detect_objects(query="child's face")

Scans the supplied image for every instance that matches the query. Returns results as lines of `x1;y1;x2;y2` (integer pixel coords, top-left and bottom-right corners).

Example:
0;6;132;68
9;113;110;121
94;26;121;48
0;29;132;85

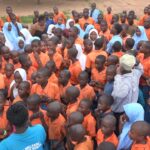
14;71;23;87
84;41;93;52
129;126;138;141
32;42;40;53
59;72;68;84
5;66;14;78
90;31;97;41
58;18;63;24
36;72;47;86
25;45;32;54
136;28;141;37
11;53;19;64
95;59;104;70
47;41;56;50
18;84;29;98
101;119;114;136
3;48;10;60
69;21;74;28
107;7;111;13
78;102;89;116
24;56;32;69
100;23;107;32
27;101;39;112
66;41;73;49
31;73;37;84
18;40;24;49
106;69;116;82
98;15;103;23
98;99;109;112
41;42;47;53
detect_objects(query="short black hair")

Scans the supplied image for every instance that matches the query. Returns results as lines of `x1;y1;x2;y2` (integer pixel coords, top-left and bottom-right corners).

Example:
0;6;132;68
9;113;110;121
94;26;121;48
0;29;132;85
99;94;114;106
94;37;104;50
19;53;28;64
96;55;106;64
112;41;122;52
38;15;45;22
50;36;59;45
7;103;28;128
125;38;135;49
114;23;122;34
32;39;41;45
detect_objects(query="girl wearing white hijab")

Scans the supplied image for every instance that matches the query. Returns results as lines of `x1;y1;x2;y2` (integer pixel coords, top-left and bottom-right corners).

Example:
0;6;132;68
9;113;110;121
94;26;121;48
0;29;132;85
47;24;55;38
10;68;27;99
20;28;33;45
16;36;25;52
89;28;99;44
66;19;75;29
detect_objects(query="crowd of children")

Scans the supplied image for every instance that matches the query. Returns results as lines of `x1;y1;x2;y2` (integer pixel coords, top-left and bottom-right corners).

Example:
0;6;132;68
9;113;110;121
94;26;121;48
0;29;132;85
0;2;150;150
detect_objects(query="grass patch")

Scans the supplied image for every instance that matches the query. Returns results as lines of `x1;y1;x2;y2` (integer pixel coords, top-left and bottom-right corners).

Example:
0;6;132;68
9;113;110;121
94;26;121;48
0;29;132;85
20;16;34;24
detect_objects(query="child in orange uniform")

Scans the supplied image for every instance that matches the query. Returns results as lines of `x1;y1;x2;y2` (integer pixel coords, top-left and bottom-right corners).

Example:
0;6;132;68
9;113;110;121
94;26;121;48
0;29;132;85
69;124;94;150
4;63;14;89
31;67;60;101
77;71;95;102
46;101;66;149
129;121;150;150
58;69;71;103
78;99;96;138
91;55;107;86
68;47;82;85
19;54;37;81
27;94;47;127
112;41;124;58
65;86;80;117
11;51;21;70
96;115;118;147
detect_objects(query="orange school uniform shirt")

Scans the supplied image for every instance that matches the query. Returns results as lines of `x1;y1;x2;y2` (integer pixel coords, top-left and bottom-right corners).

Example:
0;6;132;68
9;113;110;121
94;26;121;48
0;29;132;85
54;12;66;24
59;82;71;98
112;51;124;58
79;17;95;29
12;95;23;104
137;53;150;85
0;106;9;139
4;74;14;89
46;114;66;140
66;101;79;117
28;109;47;126
49;52;63;70
74;136;93;150
69;61;82;85
99;29;112;41
27;66;37;81
29;52;49;69
31;81;60;100
76;84;95;101
131;137;150;150
6;16;21;22
138;15;149;26
0;74;5;89
13;63;21;70
91;67;107;85
86;50;108;70
83;113;96;137
48;73;58;85
96;129;118;146
145;28;150;41
104;14;113;27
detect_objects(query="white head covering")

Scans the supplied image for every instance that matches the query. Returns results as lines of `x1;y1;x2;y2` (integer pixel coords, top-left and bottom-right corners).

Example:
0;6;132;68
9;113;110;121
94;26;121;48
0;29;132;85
120;54;136;71
66;19;74;29
20;28;33;45
47;24;55;38
10;68;27;98
75;44;86;71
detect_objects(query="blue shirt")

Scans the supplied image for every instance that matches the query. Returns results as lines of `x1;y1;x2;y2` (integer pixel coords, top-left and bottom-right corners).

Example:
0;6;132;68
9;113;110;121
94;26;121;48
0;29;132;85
0;125;46;150
46;19;55;31
55;24;65;30
106;35;122;54
104;81;114;95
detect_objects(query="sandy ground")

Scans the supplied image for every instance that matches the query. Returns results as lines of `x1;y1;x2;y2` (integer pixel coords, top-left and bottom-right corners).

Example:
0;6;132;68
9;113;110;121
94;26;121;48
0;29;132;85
0;0;149;17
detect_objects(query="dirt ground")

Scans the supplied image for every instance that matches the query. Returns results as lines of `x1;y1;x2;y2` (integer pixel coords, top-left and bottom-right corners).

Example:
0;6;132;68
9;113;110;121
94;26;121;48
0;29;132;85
0;0;149;17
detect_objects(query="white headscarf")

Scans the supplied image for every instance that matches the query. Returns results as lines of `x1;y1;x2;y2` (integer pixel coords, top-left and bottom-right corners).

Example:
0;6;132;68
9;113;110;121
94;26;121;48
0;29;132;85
75;44;86;71
10;68;27;98
47;24;55;38
20;28;33;45
89;29;99;42
66;19;74;29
